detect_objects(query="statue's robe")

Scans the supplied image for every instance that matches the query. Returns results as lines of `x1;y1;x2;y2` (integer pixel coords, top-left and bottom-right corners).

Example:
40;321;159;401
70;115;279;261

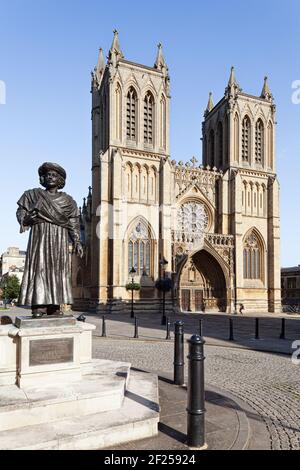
17;188;80;306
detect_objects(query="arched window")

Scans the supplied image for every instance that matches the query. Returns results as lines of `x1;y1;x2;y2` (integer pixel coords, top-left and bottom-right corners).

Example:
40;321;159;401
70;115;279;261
124;163;132;198
141;166;148;199
243;231;263;280
144;91;154;144
208;129;215;166
217;122;223;168
242;116;251;162
126;87;137;141
128;221;152;276
255;119;264;164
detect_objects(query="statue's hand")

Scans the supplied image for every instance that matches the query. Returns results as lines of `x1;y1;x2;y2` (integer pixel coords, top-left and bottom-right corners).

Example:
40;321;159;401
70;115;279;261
75;242;84;258
23;209;38;226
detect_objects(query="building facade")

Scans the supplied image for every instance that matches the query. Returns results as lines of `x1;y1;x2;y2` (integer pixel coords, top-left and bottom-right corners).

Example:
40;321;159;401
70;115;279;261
0;247;26;283
73;31;281;314
281;266;300;307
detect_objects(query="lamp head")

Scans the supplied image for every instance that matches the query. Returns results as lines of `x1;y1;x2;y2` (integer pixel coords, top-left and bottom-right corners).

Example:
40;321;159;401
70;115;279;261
160;257;168;268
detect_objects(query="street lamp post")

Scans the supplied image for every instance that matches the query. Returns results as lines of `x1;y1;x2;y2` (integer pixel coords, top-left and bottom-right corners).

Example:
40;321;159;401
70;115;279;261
160;257;168;326
129;266;136;318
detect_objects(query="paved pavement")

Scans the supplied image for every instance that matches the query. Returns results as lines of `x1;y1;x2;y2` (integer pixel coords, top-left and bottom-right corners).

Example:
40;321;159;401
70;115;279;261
88;310;299;355
93;338;300;450
3;307;300;450
108;380;252;451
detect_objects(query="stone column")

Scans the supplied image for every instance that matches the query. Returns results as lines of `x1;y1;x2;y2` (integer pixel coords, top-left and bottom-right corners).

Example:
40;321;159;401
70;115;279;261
268;177;281;312
111;149;124;300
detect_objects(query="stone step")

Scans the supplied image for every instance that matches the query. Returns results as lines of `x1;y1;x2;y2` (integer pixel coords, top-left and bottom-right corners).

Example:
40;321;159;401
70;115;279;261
0;359;130;433
0;370;159;450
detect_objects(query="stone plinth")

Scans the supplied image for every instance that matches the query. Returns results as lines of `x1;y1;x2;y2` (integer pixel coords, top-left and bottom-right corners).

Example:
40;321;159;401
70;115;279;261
3;316;95;388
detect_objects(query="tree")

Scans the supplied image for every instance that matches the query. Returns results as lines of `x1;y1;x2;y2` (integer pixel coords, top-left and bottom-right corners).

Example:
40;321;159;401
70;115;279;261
1;275;21;302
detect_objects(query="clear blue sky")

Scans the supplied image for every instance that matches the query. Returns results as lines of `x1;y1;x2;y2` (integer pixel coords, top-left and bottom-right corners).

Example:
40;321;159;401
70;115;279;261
0;0;299;266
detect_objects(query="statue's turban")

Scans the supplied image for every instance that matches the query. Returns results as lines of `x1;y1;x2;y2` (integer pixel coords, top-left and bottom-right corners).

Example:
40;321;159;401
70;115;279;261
38;162;67;180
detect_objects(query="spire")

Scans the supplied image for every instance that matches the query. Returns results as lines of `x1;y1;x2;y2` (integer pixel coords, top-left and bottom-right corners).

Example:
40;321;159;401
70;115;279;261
204;92;214;117
228;66;237;87
108;29;124;64
93;48;105;87
86;186;92;222
225;66;242;98
154;43;167;72
261;76;273;101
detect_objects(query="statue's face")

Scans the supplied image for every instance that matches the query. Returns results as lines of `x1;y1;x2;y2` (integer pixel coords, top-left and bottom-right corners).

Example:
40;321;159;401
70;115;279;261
44;170;59;189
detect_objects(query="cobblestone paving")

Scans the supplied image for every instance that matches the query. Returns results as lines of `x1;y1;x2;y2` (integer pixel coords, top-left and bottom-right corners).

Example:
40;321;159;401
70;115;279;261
93;338;300;450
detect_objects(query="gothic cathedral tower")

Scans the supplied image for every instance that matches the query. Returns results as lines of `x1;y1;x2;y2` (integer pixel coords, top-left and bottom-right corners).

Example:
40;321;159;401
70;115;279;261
88;31;171;310
202;68;281;312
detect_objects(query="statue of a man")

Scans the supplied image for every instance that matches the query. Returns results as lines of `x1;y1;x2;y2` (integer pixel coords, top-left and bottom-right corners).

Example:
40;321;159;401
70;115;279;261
16;162;83;317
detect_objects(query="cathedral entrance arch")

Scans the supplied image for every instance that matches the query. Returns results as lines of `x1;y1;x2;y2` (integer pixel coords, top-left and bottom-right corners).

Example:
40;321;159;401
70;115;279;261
178;250;227;312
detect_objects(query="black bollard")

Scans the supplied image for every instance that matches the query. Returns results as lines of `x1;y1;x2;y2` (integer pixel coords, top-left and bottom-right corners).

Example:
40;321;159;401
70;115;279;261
187;335;206;449
166;317;171;340
279;318;286;340
101;315;107;338
229;317;234;341
255;317;259;340
161;290;166;326
77;314;86;322
134;317;139;339
199;319;203;337
174;321;184;385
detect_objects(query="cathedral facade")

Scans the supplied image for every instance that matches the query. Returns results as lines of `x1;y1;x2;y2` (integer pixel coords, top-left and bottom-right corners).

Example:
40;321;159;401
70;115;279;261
73;31;281;314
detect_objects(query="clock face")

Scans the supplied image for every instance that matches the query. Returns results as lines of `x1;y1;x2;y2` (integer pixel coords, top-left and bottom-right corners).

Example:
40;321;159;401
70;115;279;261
177;202;208;234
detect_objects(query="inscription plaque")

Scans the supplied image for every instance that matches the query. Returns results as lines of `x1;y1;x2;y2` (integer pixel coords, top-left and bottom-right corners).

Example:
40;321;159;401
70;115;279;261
29;338;74;366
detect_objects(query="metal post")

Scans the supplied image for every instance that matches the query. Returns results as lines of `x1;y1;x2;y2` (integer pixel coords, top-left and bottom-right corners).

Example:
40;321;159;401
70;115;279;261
134;317;139;339
199;319;203;337
102;315;107;338
229;318;234;341
174;321;184;385
131;283;134;318
77;314;86;323
279;318;286;339
161;290;166;325
187;335;206;449
255;317;259;340
166;317;171;340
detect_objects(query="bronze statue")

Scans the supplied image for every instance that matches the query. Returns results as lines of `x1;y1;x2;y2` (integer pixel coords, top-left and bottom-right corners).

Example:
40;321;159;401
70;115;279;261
17;162;83;317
